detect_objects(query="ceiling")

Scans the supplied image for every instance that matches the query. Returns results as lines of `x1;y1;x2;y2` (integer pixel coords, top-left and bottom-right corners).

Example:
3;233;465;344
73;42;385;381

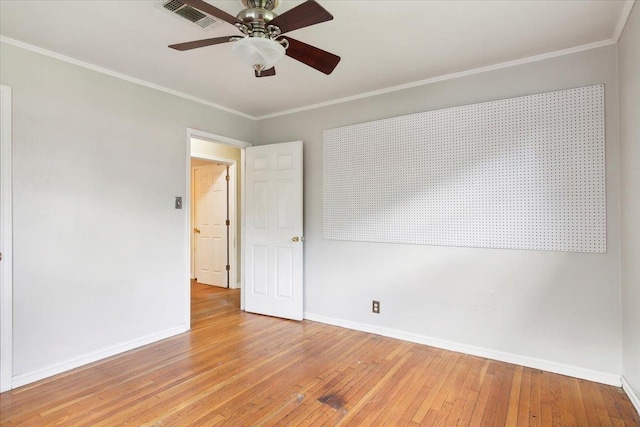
0;0;633;118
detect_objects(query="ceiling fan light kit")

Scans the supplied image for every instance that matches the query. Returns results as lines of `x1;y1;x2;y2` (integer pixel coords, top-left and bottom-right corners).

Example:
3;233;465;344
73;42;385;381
168;0;340;78
231;37;285;74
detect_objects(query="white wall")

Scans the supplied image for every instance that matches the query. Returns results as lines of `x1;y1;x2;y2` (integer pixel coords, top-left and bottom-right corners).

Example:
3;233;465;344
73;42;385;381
257;46;622;378
0;42;255;383
618;3;640;402
0;34;630;392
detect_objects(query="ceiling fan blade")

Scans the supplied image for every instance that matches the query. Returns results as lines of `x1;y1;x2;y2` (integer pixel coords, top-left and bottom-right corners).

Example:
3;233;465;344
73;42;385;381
180;0;242;26
269;0;333;34
255;67;276;78
169;36;236;51
284;37;340;75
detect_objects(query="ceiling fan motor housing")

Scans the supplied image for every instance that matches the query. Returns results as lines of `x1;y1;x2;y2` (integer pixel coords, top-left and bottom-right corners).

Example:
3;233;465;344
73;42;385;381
241;0;279;10
237;8;277;26
236;7;279;38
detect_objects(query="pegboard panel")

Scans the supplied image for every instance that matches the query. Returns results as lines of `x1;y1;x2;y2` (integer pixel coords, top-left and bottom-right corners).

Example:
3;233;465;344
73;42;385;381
323;85;606;253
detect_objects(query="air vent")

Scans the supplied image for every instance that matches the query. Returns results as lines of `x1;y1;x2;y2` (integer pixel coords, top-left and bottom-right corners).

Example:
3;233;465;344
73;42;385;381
161;0;220;30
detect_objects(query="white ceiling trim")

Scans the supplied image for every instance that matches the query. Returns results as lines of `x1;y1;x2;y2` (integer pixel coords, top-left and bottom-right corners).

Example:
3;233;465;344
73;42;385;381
1;18;629;123
0;36;255;121
256;38;617;120
613;0;636;41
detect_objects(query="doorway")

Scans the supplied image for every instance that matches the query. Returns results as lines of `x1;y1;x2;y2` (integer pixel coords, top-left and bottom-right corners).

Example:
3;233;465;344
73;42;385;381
186;129;251;320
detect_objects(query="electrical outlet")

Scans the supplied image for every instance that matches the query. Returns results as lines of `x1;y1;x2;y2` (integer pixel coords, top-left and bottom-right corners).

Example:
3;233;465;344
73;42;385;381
372;300;380;314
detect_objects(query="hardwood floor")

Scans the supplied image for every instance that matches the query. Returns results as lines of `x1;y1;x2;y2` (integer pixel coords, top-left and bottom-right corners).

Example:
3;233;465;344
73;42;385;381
1;282;638;426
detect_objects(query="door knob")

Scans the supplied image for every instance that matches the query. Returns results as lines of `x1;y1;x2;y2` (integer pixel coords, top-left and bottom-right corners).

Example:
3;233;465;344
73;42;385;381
194;227;201;234
292;236;299;242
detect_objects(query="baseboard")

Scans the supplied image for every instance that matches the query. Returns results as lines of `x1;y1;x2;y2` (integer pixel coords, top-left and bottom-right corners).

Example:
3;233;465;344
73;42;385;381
11;324;189;389
622;376;640;415
304;312;622;387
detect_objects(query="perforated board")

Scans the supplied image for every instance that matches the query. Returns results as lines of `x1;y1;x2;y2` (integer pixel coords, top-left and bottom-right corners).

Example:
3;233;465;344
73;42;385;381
323;85;606;253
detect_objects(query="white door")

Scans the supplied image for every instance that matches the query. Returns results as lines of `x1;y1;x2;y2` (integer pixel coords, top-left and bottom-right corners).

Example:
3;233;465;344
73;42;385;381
244;141;303;320
194;164;228;287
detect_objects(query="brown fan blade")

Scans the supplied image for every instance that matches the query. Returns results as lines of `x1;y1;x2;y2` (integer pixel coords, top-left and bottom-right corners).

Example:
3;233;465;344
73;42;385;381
269;0;333;34
180;0;241;26
169;36;236;51
255;67;276;78
284;37;340;75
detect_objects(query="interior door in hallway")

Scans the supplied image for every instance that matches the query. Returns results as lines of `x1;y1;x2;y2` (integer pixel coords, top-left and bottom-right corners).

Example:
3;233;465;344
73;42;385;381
194;164;228;287
244;141;303;320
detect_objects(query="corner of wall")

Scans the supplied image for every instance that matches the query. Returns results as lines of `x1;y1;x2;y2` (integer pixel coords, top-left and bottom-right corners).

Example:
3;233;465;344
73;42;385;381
617;0;640;412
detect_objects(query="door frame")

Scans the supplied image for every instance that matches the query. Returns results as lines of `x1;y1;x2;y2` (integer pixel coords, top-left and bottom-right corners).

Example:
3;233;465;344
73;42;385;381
185;128;251;324
0;85;13;392
191;161;236;288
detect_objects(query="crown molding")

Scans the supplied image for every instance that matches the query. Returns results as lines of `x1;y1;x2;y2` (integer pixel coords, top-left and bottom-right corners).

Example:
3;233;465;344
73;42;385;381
1;33;622;122
613;0;636;42
0;36;256;121
256;39;616;120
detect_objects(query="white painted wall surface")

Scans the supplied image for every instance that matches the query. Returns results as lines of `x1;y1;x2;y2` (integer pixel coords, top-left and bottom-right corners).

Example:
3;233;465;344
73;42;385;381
0;43;255;383
257;46;622;376
618;2;640;403
0;85;13;392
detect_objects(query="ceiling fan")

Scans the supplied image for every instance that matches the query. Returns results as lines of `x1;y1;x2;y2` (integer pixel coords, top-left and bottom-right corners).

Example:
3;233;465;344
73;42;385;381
168;0;341;78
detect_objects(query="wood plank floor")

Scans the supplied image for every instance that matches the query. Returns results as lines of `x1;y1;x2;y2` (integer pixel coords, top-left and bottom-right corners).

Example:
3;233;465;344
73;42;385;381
1;282;638;426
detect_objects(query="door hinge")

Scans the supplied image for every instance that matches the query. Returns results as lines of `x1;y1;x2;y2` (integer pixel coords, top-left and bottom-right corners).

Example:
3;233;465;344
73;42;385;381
226;264;230;271
225;219;230;226
225;175;230;181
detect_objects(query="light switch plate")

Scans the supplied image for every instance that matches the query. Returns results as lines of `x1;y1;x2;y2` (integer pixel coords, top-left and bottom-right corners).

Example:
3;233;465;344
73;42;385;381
175;196;182;209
